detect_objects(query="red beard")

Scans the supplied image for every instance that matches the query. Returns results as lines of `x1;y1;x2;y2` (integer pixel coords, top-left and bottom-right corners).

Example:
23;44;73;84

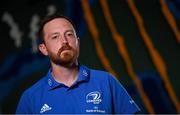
49;43;78;66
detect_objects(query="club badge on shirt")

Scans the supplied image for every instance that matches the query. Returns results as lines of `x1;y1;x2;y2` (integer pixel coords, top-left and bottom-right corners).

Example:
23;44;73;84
86;91;105;113
86;91;102;104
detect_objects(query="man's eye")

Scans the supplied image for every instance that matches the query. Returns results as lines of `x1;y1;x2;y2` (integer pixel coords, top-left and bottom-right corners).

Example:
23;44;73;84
66;32;75;38
67;33;73;36
51;36;58;39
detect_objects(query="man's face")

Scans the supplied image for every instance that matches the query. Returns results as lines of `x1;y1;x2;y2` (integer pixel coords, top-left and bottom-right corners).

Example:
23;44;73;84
39;18;79;66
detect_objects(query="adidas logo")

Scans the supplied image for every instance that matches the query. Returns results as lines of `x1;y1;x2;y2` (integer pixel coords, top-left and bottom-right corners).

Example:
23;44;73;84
40;104;52;113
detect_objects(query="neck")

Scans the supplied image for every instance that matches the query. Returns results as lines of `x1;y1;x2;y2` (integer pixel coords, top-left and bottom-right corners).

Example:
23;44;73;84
51;62;79;87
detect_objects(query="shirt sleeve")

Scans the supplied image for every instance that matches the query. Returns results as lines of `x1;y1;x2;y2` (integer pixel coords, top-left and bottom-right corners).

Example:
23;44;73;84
16;90;32;114
108;74;140;114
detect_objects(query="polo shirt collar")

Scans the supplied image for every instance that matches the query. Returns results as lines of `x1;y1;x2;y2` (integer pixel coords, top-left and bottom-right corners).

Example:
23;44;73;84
76;65;90;83
46;69;61;90
46;65;90;90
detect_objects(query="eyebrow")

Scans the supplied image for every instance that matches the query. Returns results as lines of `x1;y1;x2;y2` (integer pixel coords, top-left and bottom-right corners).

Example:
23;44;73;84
47;29;75;38
64;30;76;36
64;30;74;33
48;32;60;38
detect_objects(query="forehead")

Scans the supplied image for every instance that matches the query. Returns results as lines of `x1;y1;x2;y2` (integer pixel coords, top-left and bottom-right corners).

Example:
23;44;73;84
43;18;75;31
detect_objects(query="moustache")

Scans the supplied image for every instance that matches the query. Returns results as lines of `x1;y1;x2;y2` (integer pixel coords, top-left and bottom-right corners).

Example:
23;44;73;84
58;44;73;54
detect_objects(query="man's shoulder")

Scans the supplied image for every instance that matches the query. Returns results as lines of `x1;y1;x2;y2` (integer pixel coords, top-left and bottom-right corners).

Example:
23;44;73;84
83;65;119;83
90;68;110;76
87;66;114;80
22;76;47;98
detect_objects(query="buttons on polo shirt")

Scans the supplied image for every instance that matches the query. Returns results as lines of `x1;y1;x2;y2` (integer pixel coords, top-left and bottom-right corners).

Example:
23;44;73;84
83;70;88;76
48;79;52;86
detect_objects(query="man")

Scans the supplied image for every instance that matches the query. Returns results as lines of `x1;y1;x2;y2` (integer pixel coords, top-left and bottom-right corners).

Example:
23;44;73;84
16;14;140;114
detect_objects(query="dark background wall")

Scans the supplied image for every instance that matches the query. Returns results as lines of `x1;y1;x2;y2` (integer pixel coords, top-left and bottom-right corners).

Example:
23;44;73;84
0;0;179;114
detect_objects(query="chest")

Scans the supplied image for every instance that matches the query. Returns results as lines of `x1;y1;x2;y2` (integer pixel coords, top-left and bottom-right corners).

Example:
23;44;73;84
33;84;112;114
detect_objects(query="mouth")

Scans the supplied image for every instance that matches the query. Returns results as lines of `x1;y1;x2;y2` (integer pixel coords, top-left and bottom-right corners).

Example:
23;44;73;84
60;46;72;52
60;48;73;55
58;44;73;56
61;49;71;53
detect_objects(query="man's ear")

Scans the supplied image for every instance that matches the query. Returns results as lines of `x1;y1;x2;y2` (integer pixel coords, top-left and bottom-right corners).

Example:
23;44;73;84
39;43;48;56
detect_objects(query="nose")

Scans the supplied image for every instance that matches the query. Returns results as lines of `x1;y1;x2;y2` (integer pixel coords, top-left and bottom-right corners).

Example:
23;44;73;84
61;35;68;45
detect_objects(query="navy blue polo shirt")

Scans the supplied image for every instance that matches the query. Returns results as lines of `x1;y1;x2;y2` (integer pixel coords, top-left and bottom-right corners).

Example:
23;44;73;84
16;65;140;114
